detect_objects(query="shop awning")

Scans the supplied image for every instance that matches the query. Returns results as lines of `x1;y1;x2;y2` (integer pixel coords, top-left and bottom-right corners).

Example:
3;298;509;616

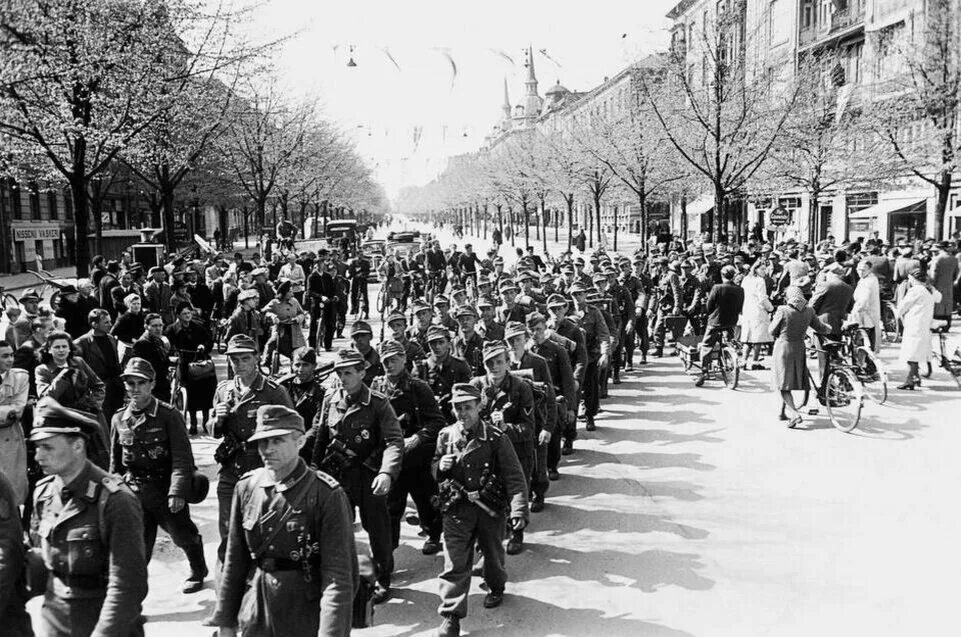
684;196;713;217
848;198;926;220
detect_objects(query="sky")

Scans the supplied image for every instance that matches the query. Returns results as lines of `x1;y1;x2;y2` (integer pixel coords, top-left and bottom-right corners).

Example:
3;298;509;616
243;0;678;201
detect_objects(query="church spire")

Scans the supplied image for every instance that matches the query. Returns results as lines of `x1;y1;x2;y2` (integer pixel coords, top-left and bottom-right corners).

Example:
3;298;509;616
525;45;538;95
502;77;511;119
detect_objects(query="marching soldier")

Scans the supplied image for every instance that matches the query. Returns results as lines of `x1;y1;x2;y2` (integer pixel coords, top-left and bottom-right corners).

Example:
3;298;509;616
546;294;588;455
211;405;358;637
432;295;459;334
209;334;293;564
110;357;207;594
606;266;634;384
452;304;485;377
527;312;576;483
652;257;683;357
423;325;472;424
312;348;404;603
384;311;426;370
432;384;529;637
29;398;148;637
0;471;32;636
278;347;328;460
470;342;534;555
570;283;610;432
476;297;505;343
407;299;434;354
349;320;384;386
497;280;527;325
370;341;446;555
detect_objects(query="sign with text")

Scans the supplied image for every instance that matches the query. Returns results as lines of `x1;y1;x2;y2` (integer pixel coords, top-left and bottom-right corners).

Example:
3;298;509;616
13;227;62;241
769;206;791;226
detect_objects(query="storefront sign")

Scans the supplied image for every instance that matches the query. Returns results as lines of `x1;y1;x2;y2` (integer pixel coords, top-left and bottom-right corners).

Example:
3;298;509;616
769;206;791;226
13;227;62;240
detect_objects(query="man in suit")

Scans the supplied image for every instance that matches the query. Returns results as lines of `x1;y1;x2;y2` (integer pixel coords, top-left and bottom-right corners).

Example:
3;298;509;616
810;263;855;380
929;241;959;326
695;265;745;387
144;266;174;325
74;309;125;423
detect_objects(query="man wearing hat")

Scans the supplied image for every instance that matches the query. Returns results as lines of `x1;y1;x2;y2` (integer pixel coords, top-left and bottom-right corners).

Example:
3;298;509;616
211;404;357;637
527;312;576;479
476;297;504;343
224;288;266;354
306;258;339;351
55;284;88;339
144;265;174;325
423;325;473;424
210;334;293;564
432;383;530;637
249;267;274;310
279;347;328;457
545;294;587;455
407;299;434;354
110;357;208;594
29;397;148;637
371;340;446;555
570;283;610;432
5;289;41;349
385;311;426;371
350;320;384;386
497;280;526;325
452;304;484;377
312;348;404;602
432;294;459;334
470;342;535;555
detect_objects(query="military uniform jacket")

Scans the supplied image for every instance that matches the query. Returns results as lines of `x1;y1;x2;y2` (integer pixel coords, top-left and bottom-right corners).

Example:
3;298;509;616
311;385;404;481
452;331;485;377
477;319;505;344
370;371;446;468
359;346;384;387
407;324;432;356
575;305;611;361
210;374;293;477
30;461;147;634
0;471;29;633
497;304;527;326
110;397;194;498
510;351;557;435
530;338;576;411
549;316;587;386
608;282;634;326
424;354;472;424
397;337;426;370
211;460;357;637
224;307;266;347
432;421;529;521
469;374;535;445
657;271;683;314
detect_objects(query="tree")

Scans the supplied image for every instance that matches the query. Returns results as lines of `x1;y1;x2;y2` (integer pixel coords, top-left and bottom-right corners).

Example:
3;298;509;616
544;129;585;251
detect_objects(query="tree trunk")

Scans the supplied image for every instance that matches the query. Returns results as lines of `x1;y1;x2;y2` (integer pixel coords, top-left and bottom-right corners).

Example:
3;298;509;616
680;194;688;240
554;206;559;243
808;188;819;245
593;191;603;248
613;204;619;251
638;190;648;248
508;208;515;247
523;202;530;247
541;199;548;254
161;184;176;252
70;174;91;276
713;182;724;244
566;196;574;251
935;170;951;240
243;205;250;249
587;203;593;248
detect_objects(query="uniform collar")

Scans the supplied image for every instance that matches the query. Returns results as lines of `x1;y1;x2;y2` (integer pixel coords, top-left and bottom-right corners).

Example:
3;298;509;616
258;458;309;491
235;373;266;393
125;396;159;419
340;384;371;408
59;460;98;503
456;420;488;442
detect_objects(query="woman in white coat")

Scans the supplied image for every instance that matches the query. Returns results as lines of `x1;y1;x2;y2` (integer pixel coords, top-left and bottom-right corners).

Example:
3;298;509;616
896;268;941;389
739;259;774;369
850;259;882;352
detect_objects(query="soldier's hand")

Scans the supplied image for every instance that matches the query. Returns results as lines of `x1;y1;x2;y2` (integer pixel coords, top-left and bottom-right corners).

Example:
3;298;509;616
439;454;456;471
537;430;551;446
403;435;419;452
214;402;229;420
168;496;185;513
598;354;610;370
510;516;527;531
371;473;392;496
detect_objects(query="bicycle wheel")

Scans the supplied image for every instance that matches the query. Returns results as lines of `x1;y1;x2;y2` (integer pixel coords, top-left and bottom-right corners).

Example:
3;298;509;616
720;347;739;389
171;385;188;423
854;346;888;405
824;368;863;433
880;302;900;343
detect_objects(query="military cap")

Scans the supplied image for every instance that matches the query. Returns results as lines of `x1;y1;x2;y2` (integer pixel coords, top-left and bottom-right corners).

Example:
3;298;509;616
477;275;492;286
292;346;317;365
499;281;519;293
29;397;101;441
226;334;259;355
333;348;368;370
386;311;407;325
248;404;305;442
504;321;528;340
351;320;373;337
451;287;467;297
492;256;505;265
19;288;40;302
426;325;452;343
454;304;478;319
122;357;156;381
433;294;450;306
591;272;607;283
526;311;548;328
702;243;715;255
476;296;495;309
546;293;569;308
238;288;259;302
517;270;536;282
410;300;432;315
251;267;268;278
450;383;482;404
539;272;554;283
379;339;406;361
561;264;575;274
569;282;590;295
482;341;508;362
574;257;585;266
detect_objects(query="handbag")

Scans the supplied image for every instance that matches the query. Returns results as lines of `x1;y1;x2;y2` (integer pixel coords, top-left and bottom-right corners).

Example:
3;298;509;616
187;358;215;381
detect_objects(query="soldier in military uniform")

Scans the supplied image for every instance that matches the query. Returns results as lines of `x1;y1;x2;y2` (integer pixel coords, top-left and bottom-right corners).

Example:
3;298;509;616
278;347;328;459
349;320;384;386
497;280;527;325
432;295;459;334
452;304;485;377
407;299;434;354
0;471;32;637
110;357;207;593
432;384;529;637
569;283;610;432
526;312;576;483
29;398;148;637
370;341;446;555
423;325;472;424
476;297;504;343
211;405;357;637
652;257;683;357
470;342;534;555
209;334;293;563
605;266;634;384
546;294;587;455
384;311;426;371
311;348;404;602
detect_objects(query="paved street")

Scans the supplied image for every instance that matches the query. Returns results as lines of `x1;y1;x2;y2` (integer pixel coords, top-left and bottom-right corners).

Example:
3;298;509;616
24;224;959;637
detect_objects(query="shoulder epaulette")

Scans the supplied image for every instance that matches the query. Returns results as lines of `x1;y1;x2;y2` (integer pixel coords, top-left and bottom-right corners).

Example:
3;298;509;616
100;475;123;493
369;388;388;400
314;469;341;489
487;424;504;438
264;377;282;389
156;400;174;412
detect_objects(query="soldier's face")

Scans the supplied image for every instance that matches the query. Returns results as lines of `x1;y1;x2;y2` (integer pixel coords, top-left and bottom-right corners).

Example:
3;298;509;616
484;353;508;380
35;435;84;476
415;310;432;327
229;352;259;375
388;321;406;339
0;345;11;373
124;376;155;408
428;338;450;358
352;334;372;351
457;316;476;332
293;360;315;383
384;354;406;377
336;365;365;393
530;322;547;344
258;433;302;474
454;399;480;427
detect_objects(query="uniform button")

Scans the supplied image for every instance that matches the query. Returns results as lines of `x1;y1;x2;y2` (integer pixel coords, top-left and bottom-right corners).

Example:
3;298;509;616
268;545;275;550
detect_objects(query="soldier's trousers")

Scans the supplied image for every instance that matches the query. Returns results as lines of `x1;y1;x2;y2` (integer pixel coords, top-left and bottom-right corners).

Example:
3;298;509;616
40;594;144;637
388;461;441;547
217;470;240;564
531;440;550;499
547;409;566;471
583;359;600;419
350;279;369;315
625;311;649;364
438;504;508;619
343;466;394;588
133;480;202;561
508;440;534;545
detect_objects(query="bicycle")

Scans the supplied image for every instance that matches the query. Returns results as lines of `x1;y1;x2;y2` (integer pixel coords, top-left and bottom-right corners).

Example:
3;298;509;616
880;300;900;343
168;357;189;424
679;328;740;390
798;334;864;433
841;323;889;405
923;320;961;389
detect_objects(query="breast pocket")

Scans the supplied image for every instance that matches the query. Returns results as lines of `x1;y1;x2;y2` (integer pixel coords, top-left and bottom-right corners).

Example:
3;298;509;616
66;525;104;575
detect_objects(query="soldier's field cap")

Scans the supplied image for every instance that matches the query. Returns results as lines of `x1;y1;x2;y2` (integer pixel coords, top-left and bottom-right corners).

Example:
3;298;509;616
450;383;482;404
350;320;373;336
574;257;585;266
226;334;259;355
292;346;317;365
248;404;305;442
482;341;508;362
527;311;548;328
492;256;505;265
569;282;590;295
251;267;268;277
452;287;467;297
561;264;575;274
498;281;519;293
411;300;431;315
476;296;495;309
504;321;528;340
455;304;478;320
592;272;607;283
539;272;553;283
238;288;259;302
19;288;40;302
433;294;450;306
379;339;406;361
477;274;492;286
386;311;407;325
333;348;368;370
122;357;156;381
547;293;568;308
29;397;101;441
426;325;451;342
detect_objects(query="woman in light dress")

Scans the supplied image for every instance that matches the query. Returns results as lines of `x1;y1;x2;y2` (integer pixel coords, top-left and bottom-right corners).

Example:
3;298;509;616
895;268;941;390
739;259;774;369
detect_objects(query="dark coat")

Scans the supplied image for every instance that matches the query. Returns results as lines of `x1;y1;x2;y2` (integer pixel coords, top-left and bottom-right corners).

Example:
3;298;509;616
810;277;855;334
705;281;745;328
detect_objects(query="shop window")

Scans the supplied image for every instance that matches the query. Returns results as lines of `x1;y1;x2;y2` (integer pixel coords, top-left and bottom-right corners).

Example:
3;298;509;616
28;183;40;219
35;240;44;262
845;191;878;213
10;182;22;219
48;190;58;219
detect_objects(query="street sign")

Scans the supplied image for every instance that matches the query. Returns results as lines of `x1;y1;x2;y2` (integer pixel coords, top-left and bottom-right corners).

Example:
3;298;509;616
769;206;791;226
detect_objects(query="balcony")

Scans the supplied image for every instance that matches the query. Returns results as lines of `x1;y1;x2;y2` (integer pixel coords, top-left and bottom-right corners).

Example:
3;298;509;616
799;5;866;50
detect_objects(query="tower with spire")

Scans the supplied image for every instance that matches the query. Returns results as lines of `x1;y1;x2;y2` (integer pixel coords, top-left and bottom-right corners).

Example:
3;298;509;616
523;45;542;121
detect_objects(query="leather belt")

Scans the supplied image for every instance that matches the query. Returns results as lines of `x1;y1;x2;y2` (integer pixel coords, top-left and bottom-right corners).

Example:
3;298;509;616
256;557;301;573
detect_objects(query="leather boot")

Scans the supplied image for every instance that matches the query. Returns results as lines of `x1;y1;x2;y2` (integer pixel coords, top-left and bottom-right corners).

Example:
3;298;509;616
182;538;208;594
